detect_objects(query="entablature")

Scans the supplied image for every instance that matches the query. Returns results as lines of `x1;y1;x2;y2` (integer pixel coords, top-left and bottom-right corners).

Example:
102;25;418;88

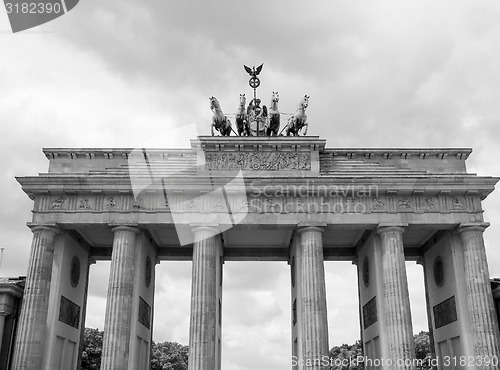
16;173;499;201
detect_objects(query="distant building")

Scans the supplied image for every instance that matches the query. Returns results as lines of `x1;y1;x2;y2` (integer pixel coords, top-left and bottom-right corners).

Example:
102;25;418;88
491;278;500;326
0;277;25;369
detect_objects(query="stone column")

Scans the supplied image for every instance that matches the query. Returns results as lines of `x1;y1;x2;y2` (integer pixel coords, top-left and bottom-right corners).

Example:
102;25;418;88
377;226;415;369
101;226;139;370
11;225;59;370
0;313;6;356
458;223;500;362
188;226;220;370
298;226;329;368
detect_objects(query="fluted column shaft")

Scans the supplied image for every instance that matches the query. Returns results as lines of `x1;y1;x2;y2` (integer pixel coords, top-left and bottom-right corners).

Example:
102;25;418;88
188;227;219;370
458;224;500;365
12;225;59;370
0;313;6;356
377;226;415;369
101;226;139;370
298;227;329;369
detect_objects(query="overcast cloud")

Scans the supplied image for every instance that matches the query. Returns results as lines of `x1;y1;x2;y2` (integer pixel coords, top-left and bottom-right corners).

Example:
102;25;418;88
1;1;500;369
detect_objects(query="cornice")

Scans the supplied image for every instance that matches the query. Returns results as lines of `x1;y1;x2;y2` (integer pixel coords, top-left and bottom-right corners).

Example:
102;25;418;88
42;146;472;159
42;147;193;160
321;148;472;158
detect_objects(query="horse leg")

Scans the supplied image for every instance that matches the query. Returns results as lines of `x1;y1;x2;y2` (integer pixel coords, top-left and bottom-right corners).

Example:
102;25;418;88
272;121;279;136
303;123;308;136
239;117;246;136
211;123;215;136
225;119;232;136
236;119;242;136
244;121;250;136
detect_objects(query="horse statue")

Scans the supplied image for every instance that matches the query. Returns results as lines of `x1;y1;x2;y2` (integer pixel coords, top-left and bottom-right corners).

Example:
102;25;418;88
266;91;280;136
210;96;232;136
285;95;309;136
247;98;267;136
235;94;250;136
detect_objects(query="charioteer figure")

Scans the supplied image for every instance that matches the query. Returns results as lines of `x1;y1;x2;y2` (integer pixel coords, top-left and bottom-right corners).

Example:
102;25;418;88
247;98;268;136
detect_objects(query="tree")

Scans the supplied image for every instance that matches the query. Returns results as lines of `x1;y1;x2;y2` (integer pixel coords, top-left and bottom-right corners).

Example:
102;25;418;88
414;331;432;370
80;327;189;369
81;328;103;370
151;341;189;370
329;341;363;370
328;332;432;370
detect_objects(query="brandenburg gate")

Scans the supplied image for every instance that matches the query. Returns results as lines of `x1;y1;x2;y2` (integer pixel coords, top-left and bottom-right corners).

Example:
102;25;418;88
11;136;500;369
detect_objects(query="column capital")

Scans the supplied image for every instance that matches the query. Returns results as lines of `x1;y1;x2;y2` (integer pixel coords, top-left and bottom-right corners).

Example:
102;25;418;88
376;223;408;236
110;225;140;234
190;224;220;234
27;224;61;235
190;224;220;245
297;226;325;235
457;222;490;234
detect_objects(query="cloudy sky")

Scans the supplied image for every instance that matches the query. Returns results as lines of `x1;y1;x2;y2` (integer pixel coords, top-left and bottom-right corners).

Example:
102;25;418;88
1;1;500;369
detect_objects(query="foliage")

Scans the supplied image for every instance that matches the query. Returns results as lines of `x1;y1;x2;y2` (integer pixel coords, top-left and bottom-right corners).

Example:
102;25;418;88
81;327;432;370
329;340;364;370
328;332;432;370
414;331;432;370
80;327;188;370
151;341;189;370
81;328;104;370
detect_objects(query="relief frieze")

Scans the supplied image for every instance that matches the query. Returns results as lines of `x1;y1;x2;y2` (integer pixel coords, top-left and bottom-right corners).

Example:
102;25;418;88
399;198;412;209
79;199;92;209
205;152;311;171
372;197;385;209
452;197;464;210
424;197;436;210
106;196;116;209
40;193;479;215
51;196;65;210
132;197;143;209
